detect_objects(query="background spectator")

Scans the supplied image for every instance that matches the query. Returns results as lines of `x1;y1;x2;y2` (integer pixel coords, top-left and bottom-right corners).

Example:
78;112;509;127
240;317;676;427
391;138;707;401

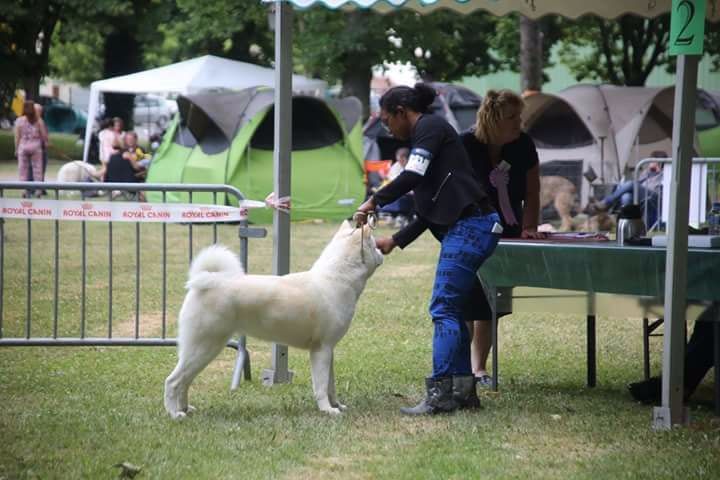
106;131;147;200
461;89;545;386
628;303;719;406
98;117;125;171
379;147;414;227
33;103;49;180
14;100;48;198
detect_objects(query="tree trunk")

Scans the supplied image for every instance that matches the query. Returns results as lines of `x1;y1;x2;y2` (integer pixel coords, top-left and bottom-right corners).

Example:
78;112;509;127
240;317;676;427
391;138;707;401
21;14;59;103
22;75;41;102
337;10;375;121
102;29;143;128
520;16;543;93
341;63;373;122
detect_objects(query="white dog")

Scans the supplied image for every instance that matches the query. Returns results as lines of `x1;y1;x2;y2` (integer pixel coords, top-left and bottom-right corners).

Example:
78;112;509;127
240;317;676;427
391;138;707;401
56;161;104;184
164;220;383;418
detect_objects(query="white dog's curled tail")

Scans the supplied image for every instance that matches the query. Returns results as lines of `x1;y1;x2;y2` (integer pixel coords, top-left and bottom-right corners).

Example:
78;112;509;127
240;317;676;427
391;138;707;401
186;244;244;290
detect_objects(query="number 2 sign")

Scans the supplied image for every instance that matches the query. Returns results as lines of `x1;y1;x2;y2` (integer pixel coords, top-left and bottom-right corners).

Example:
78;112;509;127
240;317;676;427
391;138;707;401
670;0;707;55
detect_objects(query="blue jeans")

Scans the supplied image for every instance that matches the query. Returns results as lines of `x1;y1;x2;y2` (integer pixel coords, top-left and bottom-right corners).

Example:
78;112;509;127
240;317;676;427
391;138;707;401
603;181;659;227
430;211;501;378
602;180;634;207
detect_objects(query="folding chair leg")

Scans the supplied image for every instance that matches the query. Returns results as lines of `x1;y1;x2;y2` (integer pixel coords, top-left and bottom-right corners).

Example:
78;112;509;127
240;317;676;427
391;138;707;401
643;318;651;380
587;315;596;388
643;318;664;380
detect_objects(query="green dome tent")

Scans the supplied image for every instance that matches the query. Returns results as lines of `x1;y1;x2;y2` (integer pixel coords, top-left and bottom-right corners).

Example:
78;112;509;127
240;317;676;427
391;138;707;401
145;88;364;223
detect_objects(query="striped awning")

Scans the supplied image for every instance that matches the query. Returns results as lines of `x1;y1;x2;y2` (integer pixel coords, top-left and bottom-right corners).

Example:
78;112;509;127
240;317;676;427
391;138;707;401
268;0;719;21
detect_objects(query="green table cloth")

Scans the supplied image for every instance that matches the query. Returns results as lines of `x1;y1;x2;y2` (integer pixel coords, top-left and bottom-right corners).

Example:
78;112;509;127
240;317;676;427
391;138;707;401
479;241;720;301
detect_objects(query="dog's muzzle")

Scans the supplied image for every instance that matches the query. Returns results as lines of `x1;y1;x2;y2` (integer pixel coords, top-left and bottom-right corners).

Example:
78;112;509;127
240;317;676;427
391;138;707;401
352;211;377;229
351;212;379;265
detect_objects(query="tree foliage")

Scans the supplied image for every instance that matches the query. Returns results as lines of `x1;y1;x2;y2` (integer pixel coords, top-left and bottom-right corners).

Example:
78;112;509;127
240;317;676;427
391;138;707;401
49;24;104;86
294;8;514;117
145;0;273;66
0;0;62;111
96;1;174;124
387;10;503;82
1;0;172;120
490;14;564;89
14;1;720;125
294;8;395;117
558;14;720;86
295;9;390;80
707;23;720;71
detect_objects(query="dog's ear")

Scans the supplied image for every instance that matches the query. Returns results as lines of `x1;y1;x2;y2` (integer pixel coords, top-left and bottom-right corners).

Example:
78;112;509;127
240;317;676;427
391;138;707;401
338;219;353;233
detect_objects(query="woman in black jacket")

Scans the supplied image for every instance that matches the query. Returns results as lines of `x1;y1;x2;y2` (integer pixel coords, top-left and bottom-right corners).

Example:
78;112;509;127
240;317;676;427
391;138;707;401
356;83;502;415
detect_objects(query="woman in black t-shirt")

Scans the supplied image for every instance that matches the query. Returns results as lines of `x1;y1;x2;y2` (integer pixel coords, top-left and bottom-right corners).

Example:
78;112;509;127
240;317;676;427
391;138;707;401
462;90;542;238
460;89;545;386
355;83;502;416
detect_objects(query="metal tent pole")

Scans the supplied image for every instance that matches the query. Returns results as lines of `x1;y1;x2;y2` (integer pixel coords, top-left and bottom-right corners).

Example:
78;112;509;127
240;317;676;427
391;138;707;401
653;54;699;429
263;0;294;386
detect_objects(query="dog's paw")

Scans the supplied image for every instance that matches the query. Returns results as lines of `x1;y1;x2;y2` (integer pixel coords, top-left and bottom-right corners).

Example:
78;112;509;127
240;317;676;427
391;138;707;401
167;405;195;420
333;402;348;412
320;406;343;416
169;411;187;421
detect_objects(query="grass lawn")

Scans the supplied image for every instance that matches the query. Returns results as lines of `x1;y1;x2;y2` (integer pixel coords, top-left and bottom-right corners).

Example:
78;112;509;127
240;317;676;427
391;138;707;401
1;220;719;479
0;158;65;182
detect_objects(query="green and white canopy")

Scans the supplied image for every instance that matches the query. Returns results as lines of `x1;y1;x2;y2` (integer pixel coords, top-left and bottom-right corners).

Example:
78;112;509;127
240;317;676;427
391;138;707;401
279;0;719;20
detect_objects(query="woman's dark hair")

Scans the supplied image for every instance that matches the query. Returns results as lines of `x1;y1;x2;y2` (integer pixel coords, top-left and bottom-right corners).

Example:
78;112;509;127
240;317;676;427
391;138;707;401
379;83;437;114
23;100;37;123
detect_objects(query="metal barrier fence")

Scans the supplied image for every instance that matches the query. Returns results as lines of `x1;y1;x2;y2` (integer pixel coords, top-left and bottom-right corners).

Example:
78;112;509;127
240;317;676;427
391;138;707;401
633;157;720;232
0;181;268;390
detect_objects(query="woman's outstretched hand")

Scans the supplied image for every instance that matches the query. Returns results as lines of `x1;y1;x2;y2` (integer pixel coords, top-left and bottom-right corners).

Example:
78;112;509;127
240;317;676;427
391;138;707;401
354;197;377;226
375;236;396;255
520;229;547;239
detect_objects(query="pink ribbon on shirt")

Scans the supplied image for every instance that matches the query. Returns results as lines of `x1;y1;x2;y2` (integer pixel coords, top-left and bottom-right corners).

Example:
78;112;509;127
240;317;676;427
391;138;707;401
489;167;518;226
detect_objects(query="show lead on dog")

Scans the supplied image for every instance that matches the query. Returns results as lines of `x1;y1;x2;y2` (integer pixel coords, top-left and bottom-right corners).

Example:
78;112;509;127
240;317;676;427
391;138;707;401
355;83;502;415
461;89;545;387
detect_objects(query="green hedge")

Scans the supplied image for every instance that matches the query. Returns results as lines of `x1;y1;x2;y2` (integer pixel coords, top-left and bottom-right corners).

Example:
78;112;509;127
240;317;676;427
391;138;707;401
0;129;84;162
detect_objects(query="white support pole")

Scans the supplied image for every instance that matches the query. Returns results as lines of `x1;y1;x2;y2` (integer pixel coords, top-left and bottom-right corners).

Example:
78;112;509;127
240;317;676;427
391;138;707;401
82;85;99;163
653;54;699;429
263;0;294;386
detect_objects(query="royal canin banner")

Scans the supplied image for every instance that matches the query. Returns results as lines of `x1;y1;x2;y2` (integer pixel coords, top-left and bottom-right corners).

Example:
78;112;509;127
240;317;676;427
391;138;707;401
0;198;257;223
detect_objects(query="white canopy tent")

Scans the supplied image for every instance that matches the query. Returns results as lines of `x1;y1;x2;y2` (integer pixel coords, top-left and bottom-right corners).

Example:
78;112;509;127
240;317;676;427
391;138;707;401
266;0;718;428
81;55;327;162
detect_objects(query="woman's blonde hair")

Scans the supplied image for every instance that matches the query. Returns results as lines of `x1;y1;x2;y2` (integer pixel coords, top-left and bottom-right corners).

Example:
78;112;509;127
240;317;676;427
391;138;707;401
474;89;524;144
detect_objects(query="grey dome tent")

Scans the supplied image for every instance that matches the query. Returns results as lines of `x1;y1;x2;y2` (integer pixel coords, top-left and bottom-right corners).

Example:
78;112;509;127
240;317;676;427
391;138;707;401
521;85;713;203
363;82;482;161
